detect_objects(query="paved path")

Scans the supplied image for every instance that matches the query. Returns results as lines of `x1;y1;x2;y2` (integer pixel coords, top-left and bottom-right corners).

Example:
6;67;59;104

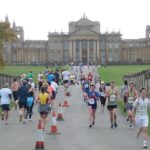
0;67;149;150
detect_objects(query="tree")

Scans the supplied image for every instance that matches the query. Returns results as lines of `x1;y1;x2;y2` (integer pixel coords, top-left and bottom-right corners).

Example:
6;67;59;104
0;21;16;67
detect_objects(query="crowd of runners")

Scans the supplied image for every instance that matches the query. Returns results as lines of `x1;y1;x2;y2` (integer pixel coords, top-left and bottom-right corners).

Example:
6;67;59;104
0;64;150;149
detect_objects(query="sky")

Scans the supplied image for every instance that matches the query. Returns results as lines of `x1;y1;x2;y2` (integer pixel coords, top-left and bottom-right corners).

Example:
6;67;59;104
0;0;150;40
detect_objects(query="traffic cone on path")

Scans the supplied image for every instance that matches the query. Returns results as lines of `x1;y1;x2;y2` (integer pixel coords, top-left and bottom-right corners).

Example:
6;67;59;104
47;111;60;135
35;119;45;150
57;103;65;121
62;100;69;107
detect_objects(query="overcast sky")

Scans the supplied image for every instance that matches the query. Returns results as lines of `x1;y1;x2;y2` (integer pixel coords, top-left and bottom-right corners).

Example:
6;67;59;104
0;0;150;40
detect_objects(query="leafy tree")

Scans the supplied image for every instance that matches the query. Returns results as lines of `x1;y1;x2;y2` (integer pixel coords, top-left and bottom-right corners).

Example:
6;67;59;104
0;21;16;67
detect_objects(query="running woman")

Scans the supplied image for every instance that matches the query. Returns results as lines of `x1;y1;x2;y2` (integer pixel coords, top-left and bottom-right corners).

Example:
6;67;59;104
36;86;51;130
99;81;106;113
126;81;138;128
106;80;119;128
86;83;99;128
132;87;150;148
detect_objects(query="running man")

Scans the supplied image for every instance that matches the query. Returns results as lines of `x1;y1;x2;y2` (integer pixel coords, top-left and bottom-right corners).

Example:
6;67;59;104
11;78;19;110
18;80;28;123
132;87;150;148
0;83;12;125
85;83;99;128
126;81;138;128
106;80;119;128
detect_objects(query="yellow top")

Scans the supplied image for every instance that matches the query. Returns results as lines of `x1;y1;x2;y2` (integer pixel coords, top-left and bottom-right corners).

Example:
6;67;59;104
39;93;49;104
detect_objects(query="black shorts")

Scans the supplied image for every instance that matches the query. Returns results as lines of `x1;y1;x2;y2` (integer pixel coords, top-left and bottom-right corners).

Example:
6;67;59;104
100;96;106;105
88;103;97;110
13;91;18;101
63;80;68;84
19;101;27;109
1;104;10;111
107;105;117;110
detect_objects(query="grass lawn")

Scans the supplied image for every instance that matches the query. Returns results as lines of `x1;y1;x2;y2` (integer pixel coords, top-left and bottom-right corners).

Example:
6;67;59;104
98;65;150;86
0;65;67;83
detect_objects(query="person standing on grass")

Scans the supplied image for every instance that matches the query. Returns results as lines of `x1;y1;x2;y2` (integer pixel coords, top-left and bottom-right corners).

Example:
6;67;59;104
132;87;150;149
0;83;12;125
125;81;138;128
106;80;119;128
11;78;19;110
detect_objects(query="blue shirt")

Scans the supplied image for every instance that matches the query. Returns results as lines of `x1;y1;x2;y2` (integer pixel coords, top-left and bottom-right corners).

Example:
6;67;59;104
88;90;99;100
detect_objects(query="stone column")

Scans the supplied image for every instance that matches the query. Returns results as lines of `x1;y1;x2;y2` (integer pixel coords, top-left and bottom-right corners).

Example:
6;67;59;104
97;40;100;63
79;40;82;62
93;40;96;62
73;40;76;62
87;40;90;62
69;40;73;62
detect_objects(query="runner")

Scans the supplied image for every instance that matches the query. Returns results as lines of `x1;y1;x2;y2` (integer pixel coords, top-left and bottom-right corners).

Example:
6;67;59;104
82;77;90;103
87;72;93;82
0;83;12;125
86;83;99;128
126;81;138;128
11;78;19;110
106;80;119;128
62;69;70;94
132;87;150;148
99;81;106;113
120;80;129;112
26;84;34;121
18;80;28;123
36;86;51;130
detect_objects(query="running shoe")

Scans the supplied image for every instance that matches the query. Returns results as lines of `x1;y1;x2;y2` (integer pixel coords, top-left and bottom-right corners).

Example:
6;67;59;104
111;124;113;128
143;142;148;149
129;124;133;129
126;118;129;122
114;122;117;128
89;124;92;128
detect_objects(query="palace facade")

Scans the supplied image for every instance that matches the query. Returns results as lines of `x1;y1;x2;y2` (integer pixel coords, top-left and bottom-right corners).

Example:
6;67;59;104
2;16;150;65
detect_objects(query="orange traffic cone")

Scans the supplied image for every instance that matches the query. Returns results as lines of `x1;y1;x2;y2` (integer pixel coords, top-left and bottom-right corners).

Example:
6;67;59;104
57;103;65;121
35;119;45;149
47;111;60;135
62;100;69;107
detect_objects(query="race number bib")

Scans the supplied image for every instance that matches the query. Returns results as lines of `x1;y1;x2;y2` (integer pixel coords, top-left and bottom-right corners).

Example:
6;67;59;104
84;84;89;88
110;95;116;102
139;105;147;114
128;96;134;104
88;98;95;104
101;92;105;97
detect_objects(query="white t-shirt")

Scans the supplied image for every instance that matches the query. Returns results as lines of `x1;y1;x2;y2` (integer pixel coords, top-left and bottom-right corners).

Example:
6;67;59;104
133;97;150;117
0;88;12;105
51;81;58;92
62;71;70;81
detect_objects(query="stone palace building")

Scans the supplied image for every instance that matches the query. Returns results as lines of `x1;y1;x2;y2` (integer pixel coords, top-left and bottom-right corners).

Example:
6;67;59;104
2;15;150;65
